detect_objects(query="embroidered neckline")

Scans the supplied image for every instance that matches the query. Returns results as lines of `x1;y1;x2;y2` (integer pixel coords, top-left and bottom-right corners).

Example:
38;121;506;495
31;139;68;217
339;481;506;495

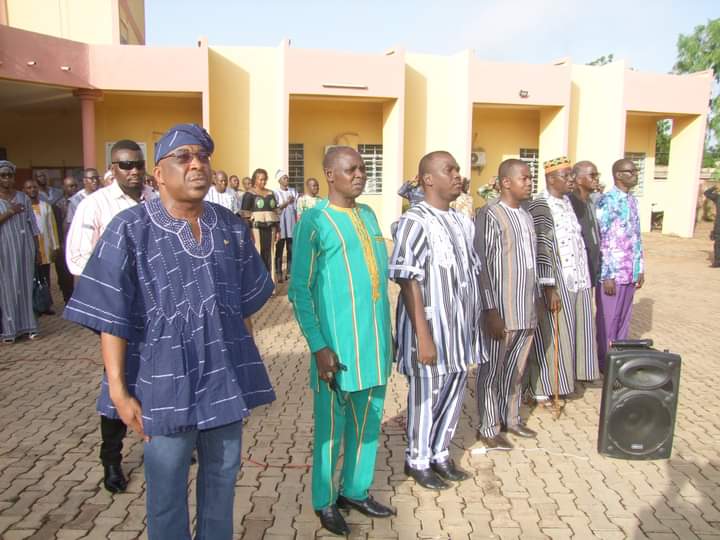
146;197;216;259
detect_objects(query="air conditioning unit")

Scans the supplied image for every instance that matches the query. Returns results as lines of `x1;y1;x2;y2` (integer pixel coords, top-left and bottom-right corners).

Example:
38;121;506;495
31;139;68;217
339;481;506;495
470;150;486;170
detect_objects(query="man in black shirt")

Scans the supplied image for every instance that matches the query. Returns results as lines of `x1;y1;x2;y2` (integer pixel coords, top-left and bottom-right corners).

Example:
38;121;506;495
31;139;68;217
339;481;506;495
569;161;602;286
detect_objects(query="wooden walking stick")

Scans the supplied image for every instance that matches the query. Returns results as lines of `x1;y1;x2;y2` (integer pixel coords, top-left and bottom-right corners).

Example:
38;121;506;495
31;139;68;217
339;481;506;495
552;311;563;420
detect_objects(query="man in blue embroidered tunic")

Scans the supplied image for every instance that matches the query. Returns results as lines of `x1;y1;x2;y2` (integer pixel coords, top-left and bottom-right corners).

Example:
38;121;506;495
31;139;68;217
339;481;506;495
64;124;275;540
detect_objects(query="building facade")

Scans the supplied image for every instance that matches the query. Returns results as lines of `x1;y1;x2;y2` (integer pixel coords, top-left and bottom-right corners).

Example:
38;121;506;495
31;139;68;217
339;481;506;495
0;0;712;236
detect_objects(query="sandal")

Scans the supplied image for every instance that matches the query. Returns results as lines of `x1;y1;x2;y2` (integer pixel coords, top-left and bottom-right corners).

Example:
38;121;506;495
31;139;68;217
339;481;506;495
27;332;39;340
1;338;15;345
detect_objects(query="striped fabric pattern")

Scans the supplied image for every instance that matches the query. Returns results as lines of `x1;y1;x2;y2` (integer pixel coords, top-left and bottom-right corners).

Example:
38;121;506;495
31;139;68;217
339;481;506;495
390;202;483;377
0;191;39;340
480;201;539;331
527;194;599;396
31;200;60;265
63;198;276;436
406;372;468;468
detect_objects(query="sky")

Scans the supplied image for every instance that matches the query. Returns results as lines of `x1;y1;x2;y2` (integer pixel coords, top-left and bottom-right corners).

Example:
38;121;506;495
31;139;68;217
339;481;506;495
146;0;719;74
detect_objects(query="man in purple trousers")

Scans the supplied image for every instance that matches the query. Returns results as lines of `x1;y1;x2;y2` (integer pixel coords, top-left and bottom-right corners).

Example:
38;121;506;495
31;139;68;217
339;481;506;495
595;158;645;371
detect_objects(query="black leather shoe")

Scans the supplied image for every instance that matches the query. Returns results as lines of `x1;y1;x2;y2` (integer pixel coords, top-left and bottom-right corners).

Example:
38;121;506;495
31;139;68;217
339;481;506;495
103;464;128;493
315;505;350;536
476;432;514;449
404;463;450;490
336;494;395;517
430;459;471;482
502;424;537;438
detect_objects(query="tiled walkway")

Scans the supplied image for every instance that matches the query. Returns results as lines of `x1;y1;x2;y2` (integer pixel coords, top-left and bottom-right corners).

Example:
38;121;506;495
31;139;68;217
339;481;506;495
1;225;719;539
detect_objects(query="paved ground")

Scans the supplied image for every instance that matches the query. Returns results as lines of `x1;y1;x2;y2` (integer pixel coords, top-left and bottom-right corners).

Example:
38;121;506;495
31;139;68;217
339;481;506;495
1;223;720;540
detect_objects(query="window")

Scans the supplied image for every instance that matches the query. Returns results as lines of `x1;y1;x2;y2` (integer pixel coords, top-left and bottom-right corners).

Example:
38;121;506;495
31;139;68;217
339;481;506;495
358;144;383;194
288;143;305;192
519;148;540;194
624;152;646;197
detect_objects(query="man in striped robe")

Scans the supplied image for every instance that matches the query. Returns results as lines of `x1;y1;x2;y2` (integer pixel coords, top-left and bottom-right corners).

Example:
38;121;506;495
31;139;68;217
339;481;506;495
390;151;482;490
475;159;539;448
527;157;599;399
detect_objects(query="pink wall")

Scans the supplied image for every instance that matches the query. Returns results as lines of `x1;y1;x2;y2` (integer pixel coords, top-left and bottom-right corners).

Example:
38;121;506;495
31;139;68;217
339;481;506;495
88;44;207;92
0;24;208;94
469;58;571;107
0;25;90;88
624;70;713;115
284;46;405;99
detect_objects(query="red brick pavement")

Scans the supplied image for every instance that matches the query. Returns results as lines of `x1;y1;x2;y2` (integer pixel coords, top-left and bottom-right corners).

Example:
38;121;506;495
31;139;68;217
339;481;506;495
1;225;720;539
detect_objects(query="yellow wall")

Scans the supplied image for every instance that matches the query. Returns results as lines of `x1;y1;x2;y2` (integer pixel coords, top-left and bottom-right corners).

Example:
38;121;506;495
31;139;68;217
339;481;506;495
569;63;626;180
470;107;539;206
208;47;282;182
664;114;706;237
6;0;115;44
0;107;82;168
404;53;471;181
289;98;383;199
119;0;145;45
94;93;202;168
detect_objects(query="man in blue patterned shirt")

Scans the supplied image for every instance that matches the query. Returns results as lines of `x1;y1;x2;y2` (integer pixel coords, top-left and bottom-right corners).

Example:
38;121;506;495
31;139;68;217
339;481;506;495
65;124;275;540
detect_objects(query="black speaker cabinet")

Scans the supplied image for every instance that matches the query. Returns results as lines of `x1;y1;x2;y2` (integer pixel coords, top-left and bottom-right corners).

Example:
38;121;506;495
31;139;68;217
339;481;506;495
598;339;681;460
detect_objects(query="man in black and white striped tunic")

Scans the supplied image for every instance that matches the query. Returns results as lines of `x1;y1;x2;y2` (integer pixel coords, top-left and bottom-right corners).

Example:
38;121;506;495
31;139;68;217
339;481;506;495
475;159;540;448
390;151;482;490
527;157;599;399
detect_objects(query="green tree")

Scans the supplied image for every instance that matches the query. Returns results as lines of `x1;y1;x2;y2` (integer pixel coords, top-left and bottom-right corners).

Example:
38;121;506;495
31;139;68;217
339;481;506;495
587;54;615;66
655;120;671;166
674;18;720;166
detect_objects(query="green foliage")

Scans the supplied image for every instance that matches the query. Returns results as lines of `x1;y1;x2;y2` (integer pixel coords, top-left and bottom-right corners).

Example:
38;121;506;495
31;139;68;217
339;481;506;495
587;54;615;66
674;18;720;154
655;120;671;165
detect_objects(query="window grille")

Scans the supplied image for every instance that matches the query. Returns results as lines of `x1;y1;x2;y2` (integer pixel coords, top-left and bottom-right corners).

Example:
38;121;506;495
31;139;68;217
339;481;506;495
358;144;383;194
288;143;305;192
519;148;540;194
624;152;646;197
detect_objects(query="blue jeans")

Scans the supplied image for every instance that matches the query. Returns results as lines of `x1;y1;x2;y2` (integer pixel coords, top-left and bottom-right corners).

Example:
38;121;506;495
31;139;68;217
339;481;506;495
143;421;243;540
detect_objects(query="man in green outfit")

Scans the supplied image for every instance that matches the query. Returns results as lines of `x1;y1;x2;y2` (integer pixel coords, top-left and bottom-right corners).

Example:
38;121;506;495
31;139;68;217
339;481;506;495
289;146;395;536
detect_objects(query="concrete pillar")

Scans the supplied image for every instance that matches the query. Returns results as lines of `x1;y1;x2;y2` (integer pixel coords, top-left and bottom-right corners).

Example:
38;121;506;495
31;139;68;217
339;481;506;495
538;106;569;192
663;114;707;238
73;89;103;169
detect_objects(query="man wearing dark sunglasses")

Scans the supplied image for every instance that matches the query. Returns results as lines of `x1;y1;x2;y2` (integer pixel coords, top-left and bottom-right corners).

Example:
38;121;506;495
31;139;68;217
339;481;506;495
65;139;154;495
65;123;275;540
569;161;602;288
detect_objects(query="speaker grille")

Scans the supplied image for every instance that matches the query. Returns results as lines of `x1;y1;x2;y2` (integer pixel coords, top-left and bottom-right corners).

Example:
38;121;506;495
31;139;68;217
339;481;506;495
608;393;672;456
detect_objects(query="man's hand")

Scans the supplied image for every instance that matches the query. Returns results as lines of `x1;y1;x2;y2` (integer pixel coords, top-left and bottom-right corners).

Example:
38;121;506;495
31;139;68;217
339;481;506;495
484;309;505;341
315;347;339;382
112;393;147;441
636;273;645;289
544;287;561;312
602;278;616;296
417;335;437;365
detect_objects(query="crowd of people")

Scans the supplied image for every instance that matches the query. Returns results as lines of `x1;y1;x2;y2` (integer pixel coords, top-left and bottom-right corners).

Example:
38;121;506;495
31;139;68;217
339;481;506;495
0;125;648;538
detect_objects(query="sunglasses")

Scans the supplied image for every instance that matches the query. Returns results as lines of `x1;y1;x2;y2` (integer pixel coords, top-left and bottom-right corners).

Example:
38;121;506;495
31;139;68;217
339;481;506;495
0;172;15;179
112;160;146;171
85;175;101;181
157;151;212;165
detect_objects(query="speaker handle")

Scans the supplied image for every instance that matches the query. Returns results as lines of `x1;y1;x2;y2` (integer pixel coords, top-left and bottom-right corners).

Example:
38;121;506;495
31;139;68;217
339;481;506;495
611;339;654;350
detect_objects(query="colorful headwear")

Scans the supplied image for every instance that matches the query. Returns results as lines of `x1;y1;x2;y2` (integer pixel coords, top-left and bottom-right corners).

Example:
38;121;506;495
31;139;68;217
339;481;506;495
543;156;571;175
275;169;288;181
154;123;214;162
0;160;16;173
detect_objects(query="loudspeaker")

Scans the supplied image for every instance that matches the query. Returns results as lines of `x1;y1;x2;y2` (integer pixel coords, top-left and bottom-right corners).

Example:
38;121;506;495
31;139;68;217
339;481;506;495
597;339;681;460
